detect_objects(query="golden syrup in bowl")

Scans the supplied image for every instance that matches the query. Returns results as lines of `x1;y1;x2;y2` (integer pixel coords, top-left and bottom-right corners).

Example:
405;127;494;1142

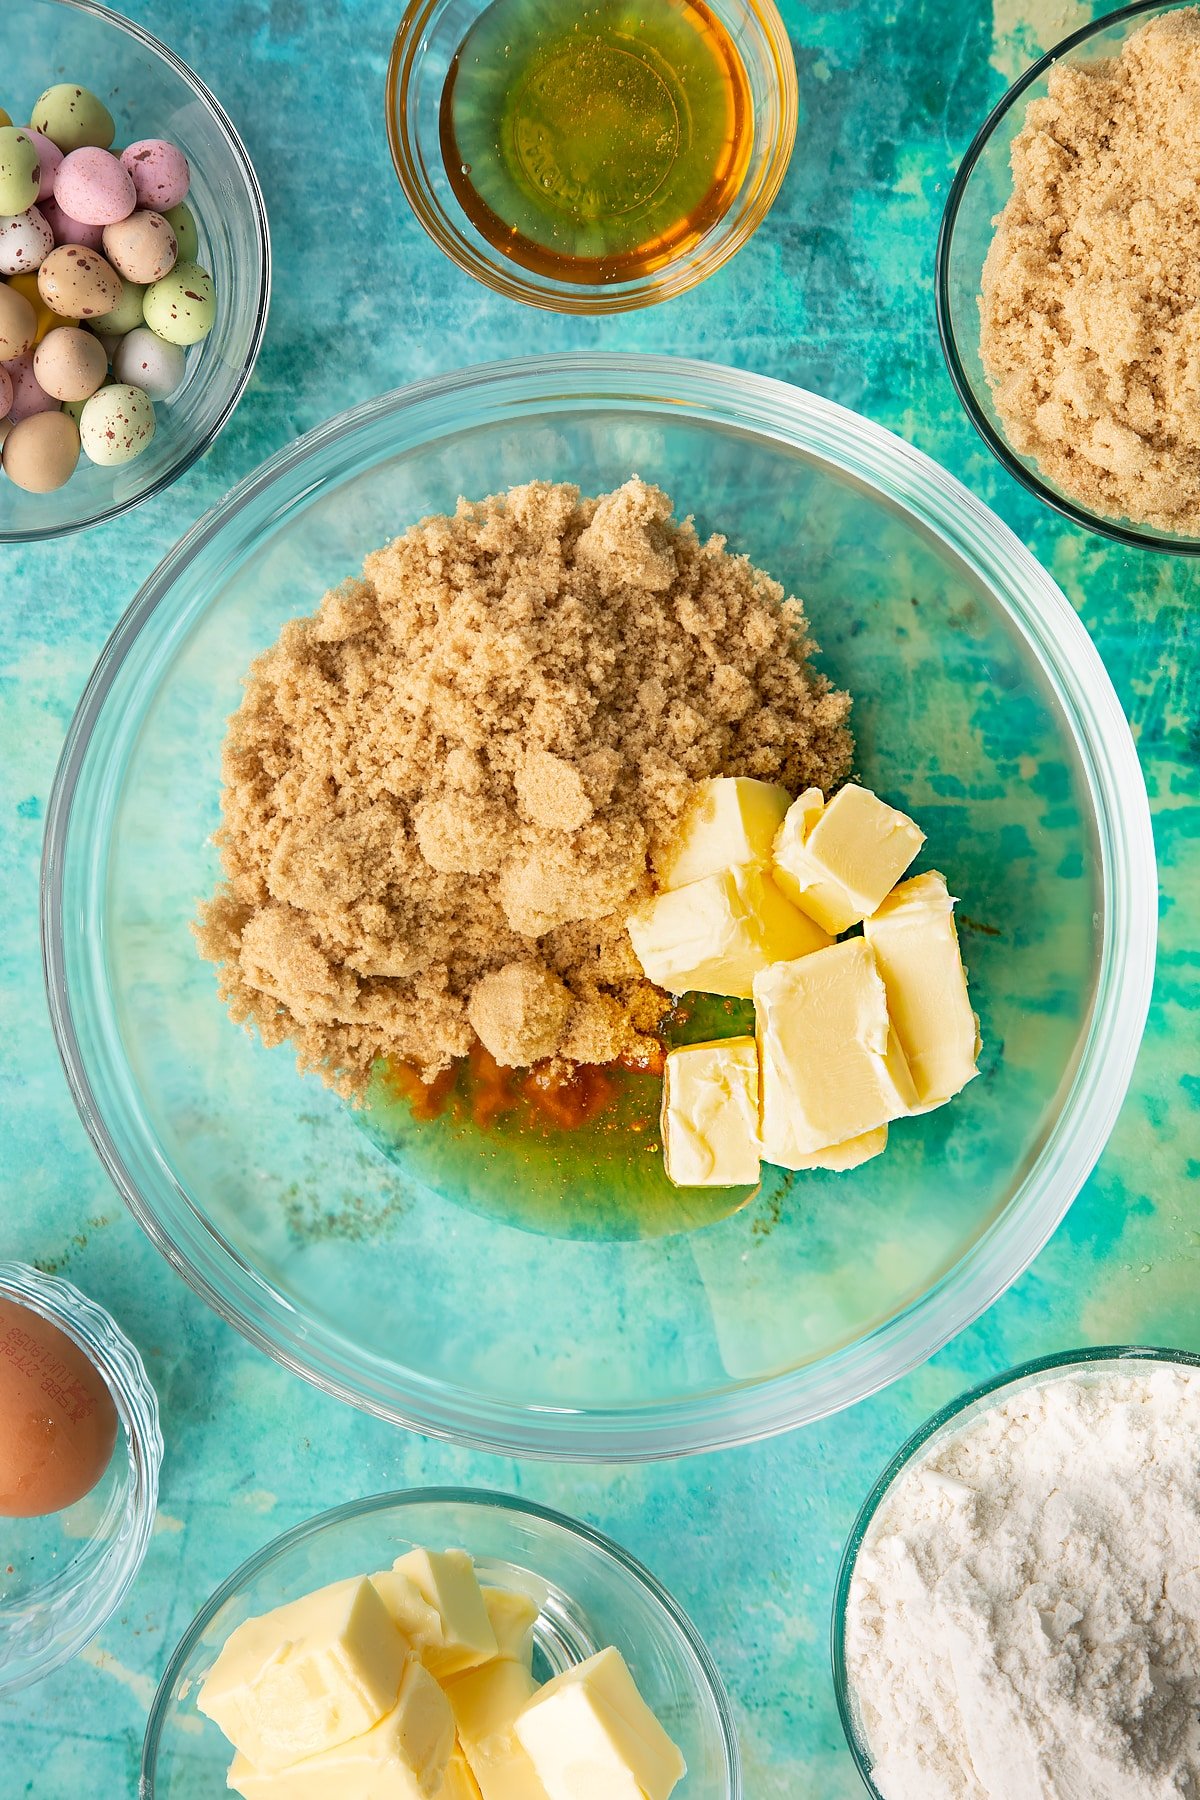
440;0;753;284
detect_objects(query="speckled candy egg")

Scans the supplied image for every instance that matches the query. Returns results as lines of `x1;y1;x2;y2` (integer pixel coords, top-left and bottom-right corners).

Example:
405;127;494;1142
2;409;79;491
3;350;58;421
34;325;107;402
30;85;114;153
40;195;104;250
20;129;62;205
0;127;41;214
7;271;77;342
102;210;176;285
0;281;36;358
54;147;136;227
79;380;155;465
120;139;189;211
163;200;198;263
0;206;53;275
0;364;12;415
38;245;121;318
90;276;144;337
143;261;214;346
111;325;184;401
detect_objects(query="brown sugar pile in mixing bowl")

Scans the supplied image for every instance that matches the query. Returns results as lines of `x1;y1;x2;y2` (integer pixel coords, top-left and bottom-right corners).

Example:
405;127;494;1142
980;8;1200;534
195;477;852;1094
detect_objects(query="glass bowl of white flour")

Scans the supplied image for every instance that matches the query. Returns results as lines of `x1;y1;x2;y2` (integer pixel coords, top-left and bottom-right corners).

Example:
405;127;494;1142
834;1346;1200;1800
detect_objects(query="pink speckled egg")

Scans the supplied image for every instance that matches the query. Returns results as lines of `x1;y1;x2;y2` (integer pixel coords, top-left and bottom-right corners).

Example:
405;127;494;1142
54;147;136;227
22;129;63;203
41;195;104;250
120;139;189;211
3;350;59;421
0;206;54;275
0;365;12;417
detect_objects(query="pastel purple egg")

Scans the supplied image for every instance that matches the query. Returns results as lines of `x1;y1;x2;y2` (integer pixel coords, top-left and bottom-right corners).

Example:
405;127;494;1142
0;365;12;417
3;350;58;421
41;195;105;250
120;139;189;211
23;128;63;202
0;206;54;275
55;147;136;227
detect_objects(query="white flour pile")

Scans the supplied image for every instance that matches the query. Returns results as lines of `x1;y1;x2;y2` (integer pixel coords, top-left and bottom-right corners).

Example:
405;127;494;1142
845;1365;1200;1800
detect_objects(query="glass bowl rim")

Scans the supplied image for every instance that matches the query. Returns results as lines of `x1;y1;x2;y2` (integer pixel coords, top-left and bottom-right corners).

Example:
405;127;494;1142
934;0;1200;556
0;0;272;545
40;350;1157;1461
139;1482;743;1797
830;1343;1200;1794
0;1259;163;1692
384;0;799;314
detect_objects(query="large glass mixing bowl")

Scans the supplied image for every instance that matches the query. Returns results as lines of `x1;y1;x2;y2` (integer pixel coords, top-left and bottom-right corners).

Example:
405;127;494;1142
42;355;1156;1460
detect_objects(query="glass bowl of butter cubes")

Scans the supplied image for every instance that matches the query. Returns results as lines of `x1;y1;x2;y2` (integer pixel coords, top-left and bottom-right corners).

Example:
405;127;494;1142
141;1486;741;1799
45;354;1155;1460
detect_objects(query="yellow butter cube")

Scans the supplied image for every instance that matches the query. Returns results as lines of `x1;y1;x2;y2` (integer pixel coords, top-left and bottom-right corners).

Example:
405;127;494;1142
225;1658;454;1800
628;864;831;998
786;1123;889;1171
446;1658;550;1800
481;1587;538;1668
514;1646;686;1800
864;870;980;1108
772;783;924;934
754;939;917;1167
661;1037;760;1187
391;1549;498;1680
197;1577;408;1772
655;776;791;890
442;1744;485;1800
371;1568;446;1658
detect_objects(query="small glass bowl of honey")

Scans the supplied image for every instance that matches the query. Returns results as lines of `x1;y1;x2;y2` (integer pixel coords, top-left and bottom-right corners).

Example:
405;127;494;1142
387;0;797;311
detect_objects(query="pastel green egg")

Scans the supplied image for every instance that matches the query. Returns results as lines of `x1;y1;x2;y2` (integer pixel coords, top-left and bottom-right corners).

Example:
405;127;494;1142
30;83;115;152
78;381;155;465
0;126;41;213
90;277;145;337
143;260;215;346
163;201;199;263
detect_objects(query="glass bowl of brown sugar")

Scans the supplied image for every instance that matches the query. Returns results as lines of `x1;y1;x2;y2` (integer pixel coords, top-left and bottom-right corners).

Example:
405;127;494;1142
937;0;1200;553
386;0;798;312
43;354;1155;1462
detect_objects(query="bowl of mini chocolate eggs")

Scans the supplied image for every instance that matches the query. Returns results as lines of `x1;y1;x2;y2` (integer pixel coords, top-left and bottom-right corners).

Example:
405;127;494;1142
0;0;269;541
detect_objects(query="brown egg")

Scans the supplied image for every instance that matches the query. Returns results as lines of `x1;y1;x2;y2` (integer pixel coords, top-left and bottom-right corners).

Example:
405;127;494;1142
0;1297;118;1514
37;244;121;319
0;279;37;359
2;410;80;493
101;210;177;285
33;325;107;402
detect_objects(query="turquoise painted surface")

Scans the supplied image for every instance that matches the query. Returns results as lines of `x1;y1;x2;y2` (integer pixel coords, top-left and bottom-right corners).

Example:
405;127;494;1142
0;0;1194;1793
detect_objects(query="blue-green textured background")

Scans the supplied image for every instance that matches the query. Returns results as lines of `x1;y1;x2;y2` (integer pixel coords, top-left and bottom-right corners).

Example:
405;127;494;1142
1;0;1196;1793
